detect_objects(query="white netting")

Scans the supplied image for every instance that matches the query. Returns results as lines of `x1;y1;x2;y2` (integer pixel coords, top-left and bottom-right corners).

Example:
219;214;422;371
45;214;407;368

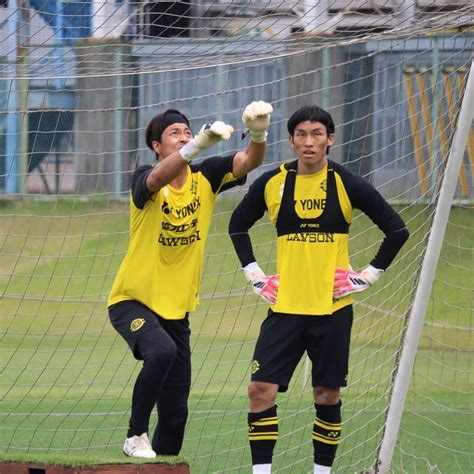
0;1;473;472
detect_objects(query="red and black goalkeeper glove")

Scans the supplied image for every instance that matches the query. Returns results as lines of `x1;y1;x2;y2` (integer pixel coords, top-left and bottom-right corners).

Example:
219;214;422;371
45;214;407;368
333;265;384;300
242;262;279;305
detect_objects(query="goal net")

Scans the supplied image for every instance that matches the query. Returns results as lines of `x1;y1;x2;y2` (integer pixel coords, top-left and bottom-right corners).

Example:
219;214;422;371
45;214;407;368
1;1;473;472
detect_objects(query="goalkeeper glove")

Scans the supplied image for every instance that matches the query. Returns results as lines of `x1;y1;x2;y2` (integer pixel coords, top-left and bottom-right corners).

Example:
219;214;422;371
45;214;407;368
333;265;384;300
242;262;279;304
242;101;273;143
180;121;234;162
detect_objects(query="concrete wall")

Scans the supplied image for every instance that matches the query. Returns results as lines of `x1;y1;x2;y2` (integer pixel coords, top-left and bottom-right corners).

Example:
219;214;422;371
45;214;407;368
74;40;135;195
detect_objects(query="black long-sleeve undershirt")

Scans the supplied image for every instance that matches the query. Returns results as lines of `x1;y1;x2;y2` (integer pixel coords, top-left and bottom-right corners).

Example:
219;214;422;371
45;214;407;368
229;161;409;270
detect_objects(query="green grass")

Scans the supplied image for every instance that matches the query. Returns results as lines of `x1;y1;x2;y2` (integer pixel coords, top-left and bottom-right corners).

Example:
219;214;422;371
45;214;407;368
0;197;472;473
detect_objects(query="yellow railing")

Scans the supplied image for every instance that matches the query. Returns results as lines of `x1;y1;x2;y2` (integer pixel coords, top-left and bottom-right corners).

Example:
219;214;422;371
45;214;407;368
403;66;473;198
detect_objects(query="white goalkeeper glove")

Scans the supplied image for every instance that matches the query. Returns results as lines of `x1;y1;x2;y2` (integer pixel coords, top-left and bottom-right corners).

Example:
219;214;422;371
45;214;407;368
180;121;234;162
242;101;273;143
242;262;279;305
333;265;384;300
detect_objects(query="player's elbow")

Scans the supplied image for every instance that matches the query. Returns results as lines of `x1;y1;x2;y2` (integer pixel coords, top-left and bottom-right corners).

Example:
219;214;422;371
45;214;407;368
392;226;410;252
228;209;253;242
398;227;410;245
146;169;167;193
228;210;243;236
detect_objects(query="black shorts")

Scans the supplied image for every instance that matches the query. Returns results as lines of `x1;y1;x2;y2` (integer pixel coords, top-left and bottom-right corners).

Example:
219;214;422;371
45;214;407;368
250;305;353;392
108;300;191;389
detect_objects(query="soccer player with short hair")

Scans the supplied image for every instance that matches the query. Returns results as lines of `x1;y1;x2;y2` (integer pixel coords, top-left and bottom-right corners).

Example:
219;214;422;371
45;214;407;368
108;101;273;459
229;105;409;474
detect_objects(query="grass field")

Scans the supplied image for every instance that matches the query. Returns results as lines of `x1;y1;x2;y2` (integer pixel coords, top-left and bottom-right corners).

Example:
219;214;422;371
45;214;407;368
0;197;472;473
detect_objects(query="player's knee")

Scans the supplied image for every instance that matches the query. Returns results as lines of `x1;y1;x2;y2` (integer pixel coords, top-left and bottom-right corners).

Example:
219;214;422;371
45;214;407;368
313;386;340;405
248;381;276;408
145;339;177;369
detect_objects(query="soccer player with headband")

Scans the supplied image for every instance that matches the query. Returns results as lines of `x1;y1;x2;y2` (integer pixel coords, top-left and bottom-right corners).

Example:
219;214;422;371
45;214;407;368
108;101;273;459
229;105;409;474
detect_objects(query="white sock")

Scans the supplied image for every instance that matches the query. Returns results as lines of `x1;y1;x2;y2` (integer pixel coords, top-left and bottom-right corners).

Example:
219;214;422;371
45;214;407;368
253;464;272;474
314;463;331;474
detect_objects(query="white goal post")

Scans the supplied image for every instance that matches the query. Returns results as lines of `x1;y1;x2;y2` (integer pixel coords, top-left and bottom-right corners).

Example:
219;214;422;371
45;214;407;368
377;59;474;474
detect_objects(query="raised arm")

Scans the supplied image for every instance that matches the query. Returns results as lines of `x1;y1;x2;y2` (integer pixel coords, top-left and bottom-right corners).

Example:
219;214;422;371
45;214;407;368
232;101;273;179
146;121;234;192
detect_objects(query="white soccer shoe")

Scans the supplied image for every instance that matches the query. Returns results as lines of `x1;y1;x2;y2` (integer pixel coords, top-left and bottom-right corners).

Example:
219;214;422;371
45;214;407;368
123;432;156;459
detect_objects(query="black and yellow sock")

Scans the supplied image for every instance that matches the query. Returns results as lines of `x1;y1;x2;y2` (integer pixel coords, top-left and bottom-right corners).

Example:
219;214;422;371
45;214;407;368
312;401;342;467
248;405;278;465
